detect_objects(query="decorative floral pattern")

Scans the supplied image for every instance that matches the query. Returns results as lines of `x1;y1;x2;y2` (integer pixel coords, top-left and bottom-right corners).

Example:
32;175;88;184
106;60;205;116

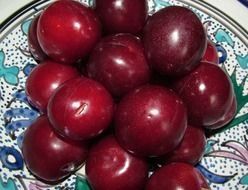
0;51;19;86
0;0;247;189
207;137;248;165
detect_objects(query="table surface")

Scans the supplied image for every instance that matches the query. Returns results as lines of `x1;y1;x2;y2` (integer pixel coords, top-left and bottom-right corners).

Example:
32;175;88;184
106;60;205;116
0;0;247;31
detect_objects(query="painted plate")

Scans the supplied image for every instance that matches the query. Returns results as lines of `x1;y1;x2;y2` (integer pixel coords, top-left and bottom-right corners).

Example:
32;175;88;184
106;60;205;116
0;0;248;189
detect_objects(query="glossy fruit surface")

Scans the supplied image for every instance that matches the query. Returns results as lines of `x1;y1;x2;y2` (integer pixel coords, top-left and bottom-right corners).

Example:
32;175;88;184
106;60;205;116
202;40;219;64
87;33;151;97
22;116;88;182
86;136;148;190
207;96;237;129
48;77;114;141
37;0;101;64
145;163;210;190
115;85;187;157
25;60;80;113
95;0;147;34
173;61;234;128
143;6;206;76
161;126;206;165
28;15;47;61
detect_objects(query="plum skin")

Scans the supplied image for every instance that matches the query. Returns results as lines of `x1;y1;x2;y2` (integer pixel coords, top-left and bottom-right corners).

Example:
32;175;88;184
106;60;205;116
143;6;207;76
145;162;210;190
172;61;235;129
25;60;80;113
94;0;148;34
115;85;187;157
160;125;206;165
48;77;114;141
37;0;101;64
22;116;88;183
28;15;47;61
86;136;148;190
87;33;151;98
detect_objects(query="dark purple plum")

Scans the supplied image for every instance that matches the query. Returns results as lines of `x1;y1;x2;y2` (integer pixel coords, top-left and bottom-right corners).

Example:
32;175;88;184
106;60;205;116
145;163;210;190
207;96;237;129
48;77;114;141
160;125;206;165
201;40;219;64
37;0;101;64
173;61;235;129
87;33;151;98
25;60;80;113
86;136;148;190
143;6;206;76
95;0;147;34
28;15;47;61
115;85;187;157
22;116;88;183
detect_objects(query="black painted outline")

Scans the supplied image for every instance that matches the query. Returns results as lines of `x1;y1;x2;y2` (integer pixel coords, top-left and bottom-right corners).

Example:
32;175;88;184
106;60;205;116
0;0;247;43
0;0;47;33
186;0;248;46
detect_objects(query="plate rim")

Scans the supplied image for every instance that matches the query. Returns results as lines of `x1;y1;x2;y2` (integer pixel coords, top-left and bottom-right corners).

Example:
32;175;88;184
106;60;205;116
183;0;248;46
0;0;46;34
0;1;247;189
0;0;248;45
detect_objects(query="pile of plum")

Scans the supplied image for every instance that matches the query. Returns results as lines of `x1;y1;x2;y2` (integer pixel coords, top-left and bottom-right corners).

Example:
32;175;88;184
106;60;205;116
22;0;236;189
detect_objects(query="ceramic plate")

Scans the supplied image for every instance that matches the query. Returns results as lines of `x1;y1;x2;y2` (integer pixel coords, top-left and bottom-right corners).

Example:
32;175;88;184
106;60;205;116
0;0;248;189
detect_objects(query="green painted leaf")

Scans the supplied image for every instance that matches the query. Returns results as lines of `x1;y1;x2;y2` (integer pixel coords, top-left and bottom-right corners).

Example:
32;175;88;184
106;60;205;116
7;66;19;75
21;19;32;35
0;50;5;66
0;177;18;190
240;174;248;185
4;73;19;86
204;139;218;154
0;50;20;86
75;176;92;190
88;0;94;7
236;54;248;69
215;28;234;47
154;0;171;7
230;67;248;112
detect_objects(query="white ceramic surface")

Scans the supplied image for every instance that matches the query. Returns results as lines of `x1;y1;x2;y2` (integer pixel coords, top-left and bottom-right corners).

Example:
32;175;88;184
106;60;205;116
0;0;248;190
1;0;248;30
